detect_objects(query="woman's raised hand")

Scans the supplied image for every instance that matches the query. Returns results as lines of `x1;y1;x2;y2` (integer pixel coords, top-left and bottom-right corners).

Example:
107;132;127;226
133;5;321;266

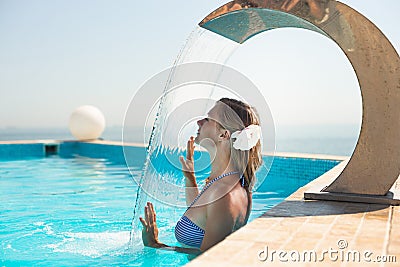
179;136;196;185
139;202;162;248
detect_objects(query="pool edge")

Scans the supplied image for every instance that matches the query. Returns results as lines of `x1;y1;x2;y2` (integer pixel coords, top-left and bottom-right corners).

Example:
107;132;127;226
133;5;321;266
185;161;400;266
0;139;347;160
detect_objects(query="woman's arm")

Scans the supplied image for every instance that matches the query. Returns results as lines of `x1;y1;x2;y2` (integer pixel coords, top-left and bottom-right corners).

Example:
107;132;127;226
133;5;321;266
139;202;202;255
157;244;201;255
179;137;199;205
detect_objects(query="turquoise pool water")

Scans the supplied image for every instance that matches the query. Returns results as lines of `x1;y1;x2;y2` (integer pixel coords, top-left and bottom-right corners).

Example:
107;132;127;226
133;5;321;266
0;144;340;266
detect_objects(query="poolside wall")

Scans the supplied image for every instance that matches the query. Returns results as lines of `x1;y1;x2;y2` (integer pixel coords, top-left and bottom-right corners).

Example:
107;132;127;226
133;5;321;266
0;140;145;166
0;140;342;193
0;143;45;159
267;157;341;182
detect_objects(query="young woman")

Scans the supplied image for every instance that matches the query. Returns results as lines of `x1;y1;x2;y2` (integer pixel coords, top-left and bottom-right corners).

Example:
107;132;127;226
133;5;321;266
139;98;263;254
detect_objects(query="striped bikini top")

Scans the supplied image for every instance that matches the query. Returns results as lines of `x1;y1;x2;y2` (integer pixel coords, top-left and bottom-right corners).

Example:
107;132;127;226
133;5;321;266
174;171;243;249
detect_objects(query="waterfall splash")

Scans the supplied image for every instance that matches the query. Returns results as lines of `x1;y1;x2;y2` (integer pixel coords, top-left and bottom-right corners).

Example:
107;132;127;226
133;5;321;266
124;25;275;247
124;26;240;245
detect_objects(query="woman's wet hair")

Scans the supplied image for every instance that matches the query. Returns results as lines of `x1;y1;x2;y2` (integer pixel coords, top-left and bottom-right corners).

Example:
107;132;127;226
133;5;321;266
215;98;262;192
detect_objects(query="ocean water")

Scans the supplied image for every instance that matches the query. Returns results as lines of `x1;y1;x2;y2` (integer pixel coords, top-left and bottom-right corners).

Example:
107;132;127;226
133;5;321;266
0;126;358;156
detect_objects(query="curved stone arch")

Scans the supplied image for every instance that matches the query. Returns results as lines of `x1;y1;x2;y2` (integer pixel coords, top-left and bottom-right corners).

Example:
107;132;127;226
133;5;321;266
199;0;400;202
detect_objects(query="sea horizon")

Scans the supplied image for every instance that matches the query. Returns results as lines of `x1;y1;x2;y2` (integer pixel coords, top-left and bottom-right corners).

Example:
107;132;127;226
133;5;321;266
0;125;358;157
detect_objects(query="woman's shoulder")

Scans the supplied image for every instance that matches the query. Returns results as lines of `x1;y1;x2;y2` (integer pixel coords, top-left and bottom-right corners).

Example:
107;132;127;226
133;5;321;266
204;182;248;225
206;178;245;205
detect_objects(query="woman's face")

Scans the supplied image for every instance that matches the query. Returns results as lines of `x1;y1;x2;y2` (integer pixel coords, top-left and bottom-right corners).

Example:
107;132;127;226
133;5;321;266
194;105;222;147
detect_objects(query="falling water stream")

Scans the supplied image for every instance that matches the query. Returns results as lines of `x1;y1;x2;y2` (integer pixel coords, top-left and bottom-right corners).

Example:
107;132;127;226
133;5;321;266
127;26;240;244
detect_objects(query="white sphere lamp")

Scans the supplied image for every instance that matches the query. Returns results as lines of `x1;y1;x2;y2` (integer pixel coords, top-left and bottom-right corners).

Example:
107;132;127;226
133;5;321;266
69;105;106;140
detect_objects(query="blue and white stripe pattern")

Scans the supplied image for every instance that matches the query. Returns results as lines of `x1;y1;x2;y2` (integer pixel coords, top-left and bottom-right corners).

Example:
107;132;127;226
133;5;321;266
175;215;205;248
174;171;239;248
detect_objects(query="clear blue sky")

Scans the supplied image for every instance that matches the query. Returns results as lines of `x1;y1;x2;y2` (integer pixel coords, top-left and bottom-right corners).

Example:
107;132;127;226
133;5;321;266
0;0;398;138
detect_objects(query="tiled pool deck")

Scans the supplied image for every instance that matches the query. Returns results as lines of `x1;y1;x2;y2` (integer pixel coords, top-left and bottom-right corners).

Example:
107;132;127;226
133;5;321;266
1;140;398;266
187;159;400;266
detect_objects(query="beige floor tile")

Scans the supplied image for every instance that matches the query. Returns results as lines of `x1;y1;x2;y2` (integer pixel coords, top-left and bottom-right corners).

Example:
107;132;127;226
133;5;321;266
290;231;326;242
307;215;337;224
245;217;282;229
184;169;400;267
202;239;254;261
226;228;289;243
353;237;385;251
268;223;305;235
328;225;359;237
282;238;319;251
232;241;274;266
277;217;309;225
299;222;332;231
387;239;400;255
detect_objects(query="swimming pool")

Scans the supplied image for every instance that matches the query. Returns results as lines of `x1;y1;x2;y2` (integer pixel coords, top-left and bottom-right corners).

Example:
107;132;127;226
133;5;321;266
0;142;341;266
